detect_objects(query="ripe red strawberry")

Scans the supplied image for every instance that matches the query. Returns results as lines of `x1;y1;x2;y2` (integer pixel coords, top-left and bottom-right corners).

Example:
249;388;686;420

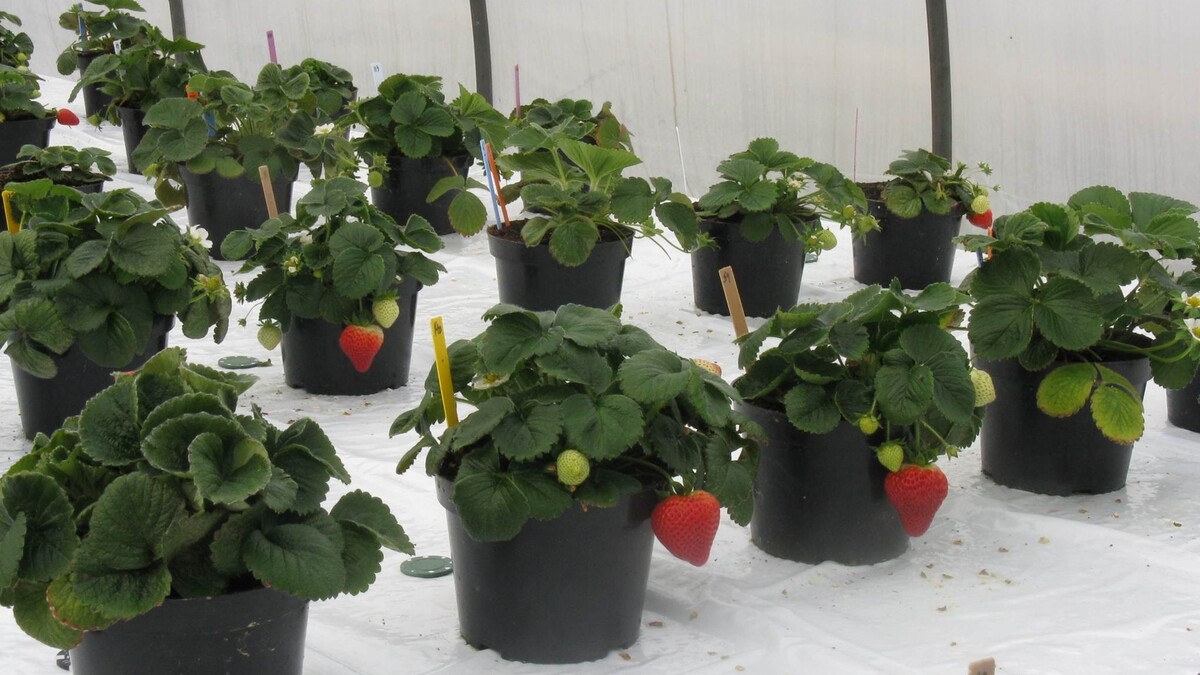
338;324;384;373
884;464;949;537
651;490;720;566
56;109;80;126
966;209;993;229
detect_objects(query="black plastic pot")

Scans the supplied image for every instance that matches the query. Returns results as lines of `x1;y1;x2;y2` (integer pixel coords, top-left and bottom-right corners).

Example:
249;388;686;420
179;166;293;260
438;477;656;664
489;229;631;311
11;315;173;439
1166;373;1200;432
281;277;420;395
75;51;114;119
116;105;147;175
740;401;909;565
852;195;964;290
371;154;474;236
0;117;55;167
691;219;807;318
977;355;1152;495
70;587;309;675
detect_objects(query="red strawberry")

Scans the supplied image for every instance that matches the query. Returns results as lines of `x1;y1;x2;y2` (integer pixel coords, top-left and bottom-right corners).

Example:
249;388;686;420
56;109;80;126
966;209;993;229
651;490;720;566
338;324;384;373
884;464;949;537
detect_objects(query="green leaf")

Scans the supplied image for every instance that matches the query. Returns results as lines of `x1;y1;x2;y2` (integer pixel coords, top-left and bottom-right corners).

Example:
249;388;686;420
560;394;644;459
875;363;935;426
450;447;529;542
65;240;110;279
208;506;264;577
451;397;516;450
968;296;1034;359
1091;384;1144;444
610;177;656;223
82;474;185;570
572;469;643;508
899;324;975;423
46;575;114;633
783;384;840;434
535;341;613;392
332;247;386;300
243;523;346;600
141;392;232;440
557;139;641;184
337;522;385;595
479;312;562;375
971;248;1040;299
143;413;247;476
447;191;487;235
71;554;172;620
617;349;690;403
828;322;869;359
0;510;26;589
491;403;563;461
1036;363;1097;417
718;158;766;186
77;377;142;466
260;467;300;513
1033;278;1104;350
330;490;413;554
687;374;734;426
548;216;599;267
272;451;331;516
275;418;351;484
739;180;778;212
554;304;622;347
107;222;178;277
1;473;78;582
189;435;272;504
883;183;922;219
13;581;82;649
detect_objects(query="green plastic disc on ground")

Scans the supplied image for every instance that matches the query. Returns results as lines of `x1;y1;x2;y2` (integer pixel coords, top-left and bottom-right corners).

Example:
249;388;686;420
217;356;272;369
400;556;453;579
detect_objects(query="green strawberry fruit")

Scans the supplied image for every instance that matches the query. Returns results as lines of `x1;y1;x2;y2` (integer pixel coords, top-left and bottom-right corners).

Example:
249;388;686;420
970;368;996;406
372;297;400;329
970;194;990;214
556;449;590;486
368;170;384;188
857;415;880;435
876;441;905;472
257;323;282;351
816;229;837;250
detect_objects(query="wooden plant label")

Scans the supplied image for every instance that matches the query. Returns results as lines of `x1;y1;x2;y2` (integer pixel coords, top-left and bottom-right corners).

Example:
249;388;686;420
258;165;279;219
430;316;459;427
718;266;749;338
967;657;996;675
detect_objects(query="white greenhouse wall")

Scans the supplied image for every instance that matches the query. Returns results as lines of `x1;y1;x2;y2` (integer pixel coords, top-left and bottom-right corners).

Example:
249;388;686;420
7;0;1200;213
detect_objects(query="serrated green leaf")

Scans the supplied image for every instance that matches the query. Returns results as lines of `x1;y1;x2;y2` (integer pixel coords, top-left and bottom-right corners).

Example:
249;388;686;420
883;183;922;219
1033;278;1104;351
71;554;172;621
82;474;185;570
968;296;1034;360
108;222;177;277
1036;363;1097;417
330;490;412;554
46;575;113;633
783;383;840;433
271;450;330;516
337;521;385;595
275;418;350;484
243;523;346;600
875;363;935;426
491;403;563;462
561;394;644;459
617;349;690;403
13;581;82;649
554;304;622;347
479;312;562;375
190;435;272;504
1091;384;1144;444
535;341;613;392
548;216;599;267
451;397;516;450
1;473;77;582
143;413;247;476
0;510;27;589
261;467;300;512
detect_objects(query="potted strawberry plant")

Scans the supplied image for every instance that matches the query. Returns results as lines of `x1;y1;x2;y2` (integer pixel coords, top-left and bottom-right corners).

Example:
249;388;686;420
960;188;1200;494
0;181;231;437
392;303;757;663
222;175;444;395
55;0;150;118
0;13;79;165
0;348;411;675
339;72;507;236
133;65;357;257
692;138;876;317
733;283;989;563
1166;285;1200;431
490;113;701;311
0;144;116;193
853;149;995;289
70;22;206;174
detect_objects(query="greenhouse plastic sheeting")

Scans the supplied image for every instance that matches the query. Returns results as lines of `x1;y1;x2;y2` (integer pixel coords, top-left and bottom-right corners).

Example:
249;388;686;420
0;78;1197;674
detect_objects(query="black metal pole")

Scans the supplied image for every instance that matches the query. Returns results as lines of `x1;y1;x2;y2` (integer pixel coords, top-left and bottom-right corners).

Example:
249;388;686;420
469;0;493;104
926;0;952;160
168;0;187;39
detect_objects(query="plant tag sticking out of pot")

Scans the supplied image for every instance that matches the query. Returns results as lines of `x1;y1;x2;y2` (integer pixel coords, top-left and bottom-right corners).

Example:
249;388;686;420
371;62;384;87
967;657;996;675
217;355;272;369
400;555;453;579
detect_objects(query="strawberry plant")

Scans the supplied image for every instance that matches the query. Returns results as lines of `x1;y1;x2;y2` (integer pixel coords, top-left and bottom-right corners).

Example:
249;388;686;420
338;72;508;235
55;0;149;70
0;181;231;378
512;96;632;151
0;12;52;124
495;116;701;266
0;348;411;649
959;187;1200;443
0;144;116;186
392;303;758;546
697;138;877;252
735;284;986;528
222;175;443;353
866;148;996;224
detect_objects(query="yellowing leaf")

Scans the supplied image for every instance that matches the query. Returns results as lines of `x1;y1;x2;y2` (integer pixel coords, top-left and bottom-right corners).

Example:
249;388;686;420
1091;385;1144;444
1036;363;1096;417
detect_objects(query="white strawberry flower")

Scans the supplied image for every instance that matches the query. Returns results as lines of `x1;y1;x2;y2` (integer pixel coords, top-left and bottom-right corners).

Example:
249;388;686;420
1181;292;1200;309
284;255;302;275
298;232;314;245
314;123;335;136
470;372;510;390
1186;318;1200;341
186;225;212;250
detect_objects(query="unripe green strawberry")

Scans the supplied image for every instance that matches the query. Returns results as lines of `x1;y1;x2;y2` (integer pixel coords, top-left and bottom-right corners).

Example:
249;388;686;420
368;170;383;188
257;323;282;351
816;229;837;250
970;368;996;406
857;415;880;435
372;297;400;329
876;441;904;472
970;194;990;214
555;449;590;486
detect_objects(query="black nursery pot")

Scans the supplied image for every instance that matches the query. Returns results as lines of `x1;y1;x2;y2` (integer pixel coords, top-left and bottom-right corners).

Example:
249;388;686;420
1166;372;1200;432
852;193;964;290
116;105;147;175
740;401;909;565
0;117;55;166
281;277;420;395
488;227;631;312
70;587;309;675
977;355;1152;495
75;51;114;119
11;315;173;439
371;154;474;236
691;219;807;318
437;477;656;664
179;166;294;260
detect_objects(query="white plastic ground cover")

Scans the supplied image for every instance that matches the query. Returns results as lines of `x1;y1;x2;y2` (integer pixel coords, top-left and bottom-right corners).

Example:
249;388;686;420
0;78;1197;674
